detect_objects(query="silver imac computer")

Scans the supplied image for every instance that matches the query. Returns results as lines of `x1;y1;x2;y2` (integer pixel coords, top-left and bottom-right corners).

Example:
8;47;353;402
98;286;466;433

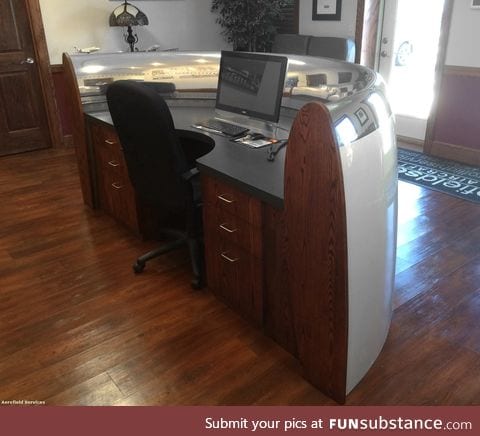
195;51;288;137
216;51;288;123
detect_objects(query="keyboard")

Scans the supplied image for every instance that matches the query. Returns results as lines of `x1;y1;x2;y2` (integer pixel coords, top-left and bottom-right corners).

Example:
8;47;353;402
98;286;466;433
195;119;249;137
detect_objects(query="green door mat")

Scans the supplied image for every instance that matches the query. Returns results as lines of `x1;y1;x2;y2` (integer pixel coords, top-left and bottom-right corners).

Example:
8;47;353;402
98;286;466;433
397;148;480;205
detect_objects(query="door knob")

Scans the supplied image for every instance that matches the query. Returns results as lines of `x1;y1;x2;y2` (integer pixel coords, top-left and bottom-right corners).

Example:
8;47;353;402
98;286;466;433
21;57;35;64
382;37;389;44
380;50;389;58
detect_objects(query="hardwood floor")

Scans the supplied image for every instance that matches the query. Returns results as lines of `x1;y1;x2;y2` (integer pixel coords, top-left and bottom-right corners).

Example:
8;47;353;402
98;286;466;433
0;147;479;405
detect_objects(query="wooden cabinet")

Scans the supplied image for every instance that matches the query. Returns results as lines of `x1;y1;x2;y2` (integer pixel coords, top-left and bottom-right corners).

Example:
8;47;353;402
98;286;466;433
89;122;140;235
202;175;263;325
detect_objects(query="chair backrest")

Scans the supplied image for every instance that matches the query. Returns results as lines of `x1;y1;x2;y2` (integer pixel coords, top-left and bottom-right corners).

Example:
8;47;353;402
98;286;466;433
272;34;310;55
272;34;356;62
106;80;189;213
307;37;356;62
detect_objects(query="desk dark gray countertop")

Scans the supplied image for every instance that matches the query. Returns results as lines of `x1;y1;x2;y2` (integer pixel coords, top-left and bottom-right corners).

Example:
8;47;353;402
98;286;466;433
86;105;292;209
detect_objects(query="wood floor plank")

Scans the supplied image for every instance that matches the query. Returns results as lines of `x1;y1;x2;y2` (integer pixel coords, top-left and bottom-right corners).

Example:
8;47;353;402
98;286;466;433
46;372;125;406
347;333;480;405
1;147;479;405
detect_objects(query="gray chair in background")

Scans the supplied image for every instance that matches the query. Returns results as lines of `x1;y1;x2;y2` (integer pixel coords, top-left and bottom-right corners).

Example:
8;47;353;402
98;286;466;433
272;34;355;62
272;34;310;55
307;36;355;62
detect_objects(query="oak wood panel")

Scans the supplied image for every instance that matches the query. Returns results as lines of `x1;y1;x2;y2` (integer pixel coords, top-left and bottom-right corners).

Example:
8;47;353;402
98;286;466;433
201;176;262;226
90;121;158;237
94;139;138;232
203;204;262;258
62;53;95;208
262;204;297;356
50;64;73;138
203;230;263;326
87;118;169;240
202;175;263;326
1;147;480;405
284;102;348;404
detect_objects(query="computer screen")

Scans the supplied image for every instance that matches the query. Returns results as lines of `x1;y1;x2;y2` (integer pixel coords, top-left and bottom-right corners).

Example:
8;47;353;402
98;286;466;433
215;51;288;123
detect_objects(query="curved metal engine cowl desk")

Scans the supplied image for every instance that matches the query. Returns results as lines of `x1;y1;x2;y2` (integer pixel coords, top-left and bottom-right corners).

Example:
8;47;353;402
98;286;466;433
64;51;397;403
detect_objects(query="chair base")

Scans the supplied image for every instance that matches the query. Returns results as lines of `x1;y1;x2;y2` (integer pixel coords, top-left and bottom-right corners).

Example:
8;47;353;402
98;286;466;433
132;230;204;289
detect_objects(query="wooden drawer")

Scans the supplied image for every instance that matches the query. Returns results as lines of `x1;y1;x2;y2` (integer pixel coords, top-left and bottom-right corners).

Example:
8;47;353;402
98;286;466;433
91;123;122;152
97;143;129;182
202;174;264;324
101;163;138;231
91;122;139;234
205;233;263;325
201;175;261;226
203;203;262;259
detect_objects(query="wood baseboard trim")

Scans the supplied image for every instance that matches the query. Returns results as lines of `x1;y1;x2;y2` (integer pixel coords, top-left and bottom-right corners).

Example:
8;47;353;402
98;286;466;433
430;141;480;166
63;134;74;147
50;64;64;74
396;135;424;149
443;65;480;77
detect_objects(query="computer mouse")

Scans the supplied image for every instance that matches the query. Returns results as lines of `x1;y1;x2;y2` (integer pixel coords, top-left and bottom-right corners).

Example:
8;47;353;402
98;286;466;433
250;133;265;140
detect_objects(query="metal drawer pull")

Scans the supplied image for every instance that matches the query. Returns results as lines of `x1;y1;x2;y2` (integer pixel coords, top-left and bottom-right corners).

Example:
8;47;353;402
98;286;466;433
217;194;234;204
108;160;120;167
111;182;123;189
104;139;116;145
219;223;237;233
221;252;239;263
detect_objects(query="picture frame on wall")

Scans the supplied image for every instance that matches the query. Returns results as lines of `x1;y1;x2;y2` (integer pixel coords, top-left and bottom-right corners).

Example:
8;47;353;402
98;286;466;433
312;0;342;21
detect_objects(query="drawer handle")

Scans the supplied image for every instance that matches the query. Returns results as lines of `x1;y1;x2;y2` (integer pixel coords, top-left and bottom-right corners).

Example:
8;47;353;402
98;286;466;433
219;223;237;233
221;252;239;263
217;194;234;204
108;160;120;167
111;182;123;190
105;139;116;145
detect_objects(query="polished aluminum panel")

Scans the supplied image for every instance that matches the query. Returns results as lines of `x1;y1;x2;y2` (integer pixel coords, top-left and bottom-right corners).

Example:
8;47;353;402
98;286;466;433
69;51;387;141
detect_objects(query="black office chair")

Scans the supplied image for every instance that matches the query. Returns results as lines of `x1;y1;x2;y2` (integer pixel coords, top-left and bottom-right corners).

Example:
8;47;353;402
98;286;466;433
106;80;214;288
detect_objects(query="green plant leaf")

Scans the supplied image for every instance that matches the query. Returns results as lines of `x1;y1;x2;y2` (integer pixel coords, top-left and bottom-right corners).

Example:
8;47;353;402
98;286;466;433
211;0;288;51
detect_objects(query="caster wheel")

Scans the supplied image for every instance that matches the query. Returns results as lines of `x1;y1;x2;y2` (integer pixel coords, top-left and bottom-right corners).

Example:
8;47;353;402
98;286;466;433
133;261;145;274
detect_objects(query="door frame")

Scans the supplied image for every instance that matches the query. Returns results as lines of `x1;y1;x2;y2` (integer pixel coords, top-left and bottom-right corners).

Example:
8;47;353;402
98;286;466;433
423;0;453;155
355;0;453;149
21;0;63;148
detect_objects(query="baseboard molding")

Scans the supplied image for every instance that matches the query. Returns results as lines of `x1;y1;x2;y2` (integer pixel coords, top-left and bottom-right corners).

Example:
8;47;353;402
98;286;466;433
444;65;480;77
50;64;64;74
430;141;480;166
396;135;424;149
63;134;74;147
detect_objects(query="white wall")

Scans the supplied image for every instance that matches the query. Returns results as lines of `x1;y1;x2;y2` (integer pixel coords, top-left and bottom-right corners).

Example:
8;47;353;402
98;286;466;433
445;0;480;67
299;0;358;38
39;0;229;64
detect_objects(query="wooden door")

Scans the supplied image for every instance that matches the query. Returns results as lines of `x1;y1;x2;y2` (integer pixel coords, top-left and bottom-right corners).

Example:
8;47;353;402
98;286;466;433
0;0;51;156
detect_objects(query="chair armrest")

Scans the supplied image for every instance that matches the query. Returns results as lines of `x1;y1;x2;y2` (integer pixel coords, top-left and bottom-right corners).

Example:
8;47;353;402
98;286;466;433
176;129;215;167
176;129;212;143
182;167;199;182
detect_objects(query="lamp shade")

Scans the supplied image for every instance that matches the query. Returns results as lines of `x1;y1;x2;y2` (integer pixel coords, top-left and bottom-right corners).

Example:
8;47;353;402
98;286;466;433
109;1;149;27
